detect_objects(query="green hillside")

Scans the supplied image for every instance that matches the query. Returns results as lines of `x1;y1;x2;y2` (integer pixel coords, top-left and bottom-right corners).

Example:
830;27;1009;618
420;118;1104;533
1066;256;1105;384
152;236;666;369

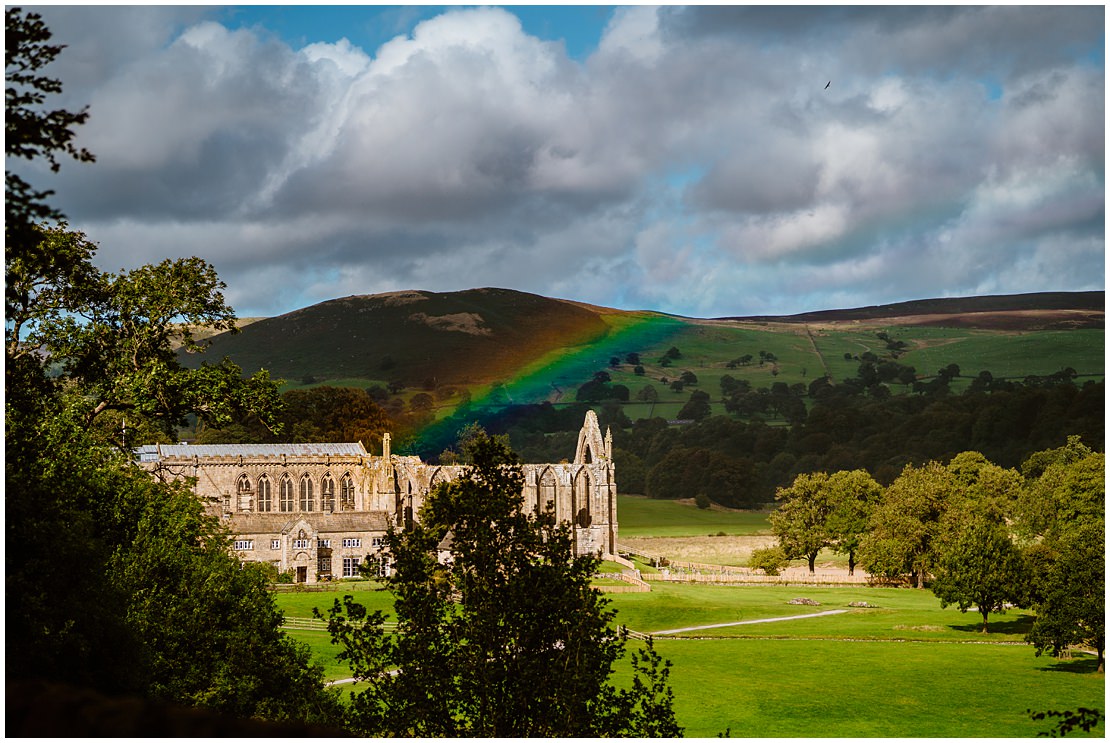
185;289;1103;429
182;288;617;387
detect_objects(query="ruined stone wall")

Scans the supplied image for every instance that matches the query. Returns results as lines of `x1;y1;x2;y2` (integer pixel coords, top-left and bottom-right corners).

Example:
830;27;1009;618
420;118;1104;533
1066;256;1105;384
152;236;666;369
140;411;618;583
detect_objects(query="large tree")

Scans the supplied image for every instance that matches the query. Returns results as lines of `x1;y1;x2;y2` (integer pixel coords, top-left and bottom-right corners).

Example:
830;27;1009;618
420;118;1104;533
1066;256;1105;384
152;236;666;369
320;433;682;736
1024;520;1105;673
930;509;1026;633
859;461;954;587
823;469;882;576
5;8;337;725
1019;440;1105;672
770;472;836;573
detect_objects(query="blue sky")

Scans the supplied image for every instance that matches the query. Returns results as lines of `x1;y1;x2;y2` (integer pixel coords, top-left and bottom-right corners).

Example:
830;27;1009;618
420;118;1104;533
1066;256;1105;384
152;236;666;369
16;5;1106;319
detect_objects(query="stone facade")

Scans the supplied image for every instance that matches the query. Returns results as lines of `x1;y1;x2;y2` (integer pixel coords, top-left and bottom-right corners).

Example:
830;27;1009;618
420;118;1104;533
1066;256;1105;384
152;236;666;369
136;411;618;583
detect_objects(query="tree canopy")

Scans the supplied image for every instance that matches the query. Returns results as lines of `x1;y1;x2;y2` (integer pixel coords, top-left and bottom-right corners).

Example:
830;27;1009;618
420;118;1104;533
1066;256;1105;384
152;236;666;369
320;433;681;736
5;7;338;727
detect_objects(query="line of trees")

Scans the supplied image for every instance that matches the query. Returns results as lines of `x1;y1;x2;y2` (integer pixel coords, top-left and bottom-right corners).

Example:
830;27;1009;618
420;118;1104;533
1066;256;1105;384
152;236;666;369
768;438;1104;669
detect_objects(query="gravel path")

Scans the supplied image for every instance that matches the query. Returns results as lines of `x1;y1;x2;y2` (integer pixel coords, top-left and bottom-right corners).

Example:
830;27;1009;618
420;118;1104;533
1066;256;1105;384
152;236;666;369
652;609;848;636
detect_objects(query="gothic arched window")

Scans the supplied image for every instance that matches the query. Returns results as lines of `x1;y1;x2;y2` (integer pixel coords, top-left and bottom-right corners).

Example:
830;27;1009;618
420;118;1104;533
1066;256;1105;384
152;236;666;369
341;473;355;510
257;474;272;512
299;474;314;511
279;474;294;512
539;469;556;517
321;473;336;512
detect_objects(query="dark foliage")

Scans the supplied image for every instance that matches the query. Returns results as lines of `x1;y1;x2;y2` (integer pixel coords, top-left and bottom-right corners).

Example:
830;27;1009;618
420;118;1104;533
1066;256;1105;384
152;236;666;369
319;434;681;736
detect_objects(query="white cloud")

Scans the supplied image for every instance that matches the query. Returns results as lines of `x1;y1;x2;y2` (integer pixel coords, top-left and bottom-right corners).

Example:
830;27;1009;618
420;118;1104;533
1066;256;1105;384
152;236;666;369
22;5;1104;319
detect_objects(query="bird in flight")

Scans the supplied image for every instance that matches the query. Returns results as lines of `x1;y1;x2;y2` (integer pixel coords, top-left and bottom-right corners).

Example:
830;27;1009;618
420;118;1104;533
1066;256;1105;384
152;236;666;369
825;81;831;89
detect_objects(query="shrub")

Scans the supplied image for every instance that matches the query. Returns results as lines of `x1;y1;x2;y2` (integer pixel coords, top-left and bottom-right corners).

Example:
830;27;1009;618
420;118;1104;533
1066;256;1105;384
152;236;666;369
749;546;789;576
694;492;712;510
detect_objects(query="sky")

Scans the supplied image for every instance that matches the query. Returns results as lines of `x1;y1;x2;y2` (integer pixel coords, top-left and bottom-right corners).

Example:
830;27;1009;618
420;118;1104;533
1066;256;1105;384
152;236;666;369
14;5;1106;319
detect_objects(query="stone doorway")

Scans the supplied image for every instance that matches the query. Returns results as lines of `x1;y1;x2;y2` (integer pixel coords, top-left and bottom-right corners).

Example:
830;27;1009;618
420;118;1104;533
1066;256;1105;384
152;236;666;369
296;566;307;583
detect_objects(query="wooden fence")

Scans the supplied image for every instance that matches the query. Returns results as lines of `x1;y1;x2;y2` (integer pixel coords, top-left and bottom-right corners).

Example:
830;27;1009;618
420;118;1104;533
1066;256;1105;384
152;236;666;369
282;616;398;632
617;543;871;585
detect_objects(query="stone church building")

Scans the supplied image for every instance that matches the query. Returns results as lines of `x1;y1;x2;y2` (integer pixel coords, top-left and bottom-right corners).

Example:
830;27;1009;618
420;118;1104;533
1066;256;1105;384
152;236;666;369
136;411;618;583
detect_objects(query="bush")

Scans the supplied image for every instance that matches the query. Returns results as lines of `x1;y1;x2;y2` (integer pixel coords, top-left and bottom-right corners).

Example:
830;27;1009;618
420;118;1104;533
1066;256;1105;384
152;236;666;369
694;492;712;510
749;547;789;576
276;571;294;584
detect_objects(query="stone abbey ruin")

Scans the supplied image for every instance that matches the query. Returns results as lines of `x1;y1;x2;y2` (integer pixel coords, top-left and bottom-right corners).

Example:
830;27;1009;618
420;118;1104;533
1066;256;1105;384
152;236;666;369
137;411;618;582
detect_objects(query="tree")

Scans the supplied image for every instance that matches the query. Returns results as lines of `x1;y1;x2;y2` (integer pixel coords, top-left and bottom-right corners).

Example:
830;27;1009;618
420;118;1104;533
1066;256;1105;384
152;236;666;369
930;510;1026;633
319;434;681;736
677;390;712;421
276;386;392;446
1019;441;1105;671
114;472;343;722
5;7;95;259
859;462;953;587
748;546;789;576
5;9;334;725
770;472;836;573
1025;521;1105;672
823;469;882;575
1016;437;1104;541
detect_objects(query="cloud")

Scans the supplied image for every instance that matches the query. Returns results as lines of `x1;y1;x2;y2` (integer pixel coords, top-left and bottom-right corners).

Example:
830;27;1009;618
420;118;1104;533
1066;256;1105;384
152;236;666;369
17;5;1104;319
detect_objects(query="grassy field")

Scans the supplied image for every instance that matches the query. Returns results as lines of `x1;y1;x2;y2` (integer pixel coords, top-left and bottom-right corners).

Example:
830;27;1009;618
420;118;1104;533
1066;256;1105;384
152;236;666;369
606;324;1104;402
617;495;771;537
640;638;1103;737
280;581;1104;737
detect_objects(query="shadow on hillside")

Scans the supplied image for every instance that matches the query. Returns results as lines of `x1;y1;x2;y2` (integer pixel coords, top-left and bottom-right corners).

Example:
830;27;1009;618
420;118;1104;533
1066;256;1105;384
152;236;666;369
1037;656;1101;674
950;615;1034;635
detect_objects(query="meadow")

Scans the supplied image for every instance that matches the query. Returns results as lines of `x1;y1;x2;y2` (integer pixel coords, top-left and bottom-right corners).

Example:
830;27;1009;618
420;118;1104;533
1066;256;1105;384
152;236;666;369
616;494;772;537
277;577;1103;737
275;465;1103;738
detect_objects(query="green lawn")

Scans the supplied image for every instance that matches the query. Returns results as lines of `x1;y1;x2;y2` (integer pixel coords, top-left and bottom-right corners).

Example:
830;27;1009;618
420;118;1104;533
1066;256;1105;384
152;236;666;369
607;584;1034;642
273;581;395;619
617;495;770;537
281;581;1104;737
604;584;1102;737
636;638;1104;737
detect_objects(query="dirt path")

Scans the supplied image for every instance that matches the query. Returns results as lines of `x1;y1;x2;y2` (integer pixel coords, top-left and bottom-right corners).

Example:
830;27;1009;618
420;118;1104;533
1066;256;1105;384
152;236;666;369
652;609;848;636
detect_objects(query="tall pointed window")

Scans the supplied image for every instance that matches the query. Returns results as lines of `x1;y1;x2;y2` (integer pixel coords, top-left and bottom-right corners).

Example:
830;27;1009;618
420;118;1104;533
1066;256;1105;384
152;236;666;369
257;474;272;512
321;473;336;512
341;473;355;510
540;469;556;517
279;474;294;512
299;474;314;511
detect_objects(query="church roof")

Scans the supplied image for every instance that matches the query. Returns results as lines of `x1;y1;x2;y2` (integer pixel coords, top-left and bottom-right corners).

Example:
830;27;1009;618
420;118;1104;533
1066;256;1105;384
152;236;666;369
135;442;369;462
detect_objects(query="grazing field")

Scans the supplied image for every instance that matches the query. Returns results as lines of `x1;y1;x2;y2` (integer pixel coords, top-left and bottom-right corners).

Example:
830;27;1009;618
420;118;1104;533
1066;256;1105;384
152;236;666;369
617;495;771;537
280;580;1103;737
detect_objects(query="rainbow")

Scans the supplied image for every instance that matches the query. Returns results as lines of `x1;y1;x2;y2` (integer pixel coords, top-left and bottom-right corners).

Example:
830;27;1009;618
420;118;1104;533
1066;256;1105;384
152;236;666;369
409;313;686;457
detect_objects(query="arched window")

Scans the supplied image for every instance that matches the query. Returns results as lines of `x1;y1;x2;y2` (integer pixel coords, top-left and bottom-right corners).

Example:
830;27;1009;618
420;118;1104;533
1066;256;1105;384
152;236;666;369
237;474;252;494
341;473;355;510
575;469;592;527
299;474;314;511
279;474;294;512
257;474;272;512
540;469;556;517
321;473;335;512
